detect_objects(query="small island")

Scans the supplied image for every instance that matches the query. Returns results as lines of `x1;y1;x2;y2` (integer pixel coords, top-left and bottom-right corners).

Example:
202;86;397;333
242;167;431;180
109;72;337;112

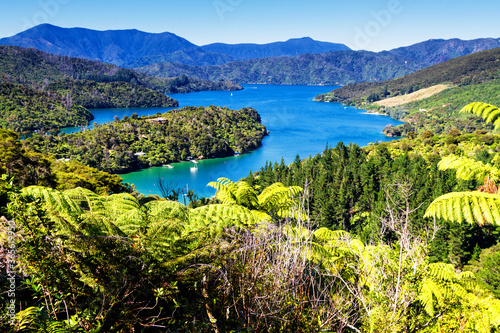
24;106;269;173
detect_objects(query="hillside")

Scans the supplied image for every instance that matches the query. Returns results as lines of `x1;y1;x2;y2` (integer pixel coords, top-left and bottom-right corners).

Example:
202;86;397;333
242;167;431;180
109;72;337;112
24;106;269;173
0;24;351;67
386;38;500;67
0;82;93;133
0;45;240;96
201;37;351;61
138;50;422;85
139;39;500;85
314;47;500;104
312;47;500;136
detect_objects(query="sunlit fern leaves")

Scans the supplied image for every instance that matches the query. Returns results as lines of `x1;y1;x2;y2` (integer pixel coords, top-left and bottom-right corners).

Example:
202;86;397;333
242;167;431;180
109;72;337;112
424;191;500;226
64;187;105;213
418;263;484;319
460;102;500;129
22;186;84;234
101;192;141;220
419;278;444;317
14;306;79;332
188;204;258;236
208;177;258;208
114;200;188;255
438;155;500;184
257;182;303;219
283;226;362;276
208;177;305;220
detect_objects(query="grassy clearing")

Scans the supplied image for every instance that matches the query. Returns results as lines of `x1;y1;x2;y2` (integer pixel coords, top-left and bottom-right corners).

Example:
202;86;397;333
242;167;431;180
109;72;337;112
374;84;451;107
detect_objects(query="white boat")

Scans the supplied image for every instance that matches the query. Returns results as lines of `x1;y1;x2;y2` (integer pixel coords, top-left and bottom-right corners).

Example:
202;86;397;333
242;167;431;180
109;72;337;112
190;165;198;172
163;164;174;168
190;160;199;164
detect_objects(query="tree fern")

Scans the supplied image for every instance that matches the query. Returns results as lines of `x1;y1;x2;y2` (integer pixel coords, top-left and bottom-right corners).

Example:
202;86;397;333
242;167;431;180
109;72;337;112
208;177;304;220
258;182;303;219
21;186;84;234
424;191;500;226
188;204;258;235
437;155;500;184
460;102;500;129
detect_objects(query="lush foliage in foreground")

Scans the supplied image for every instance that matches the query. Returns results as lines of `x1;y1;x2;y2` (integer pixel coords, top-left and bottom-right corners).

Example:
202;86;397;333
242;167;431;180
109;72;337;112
24;106;269;173
247;139;500;266
0;129;129;207
1;175;499;332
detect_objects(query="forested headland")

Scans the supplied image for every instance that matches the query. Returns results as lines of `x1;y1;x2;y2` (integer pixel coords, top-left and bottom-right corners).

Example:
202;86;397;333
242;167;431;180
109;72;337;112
0;46;243;133
314;47;500;136
24;106;269;173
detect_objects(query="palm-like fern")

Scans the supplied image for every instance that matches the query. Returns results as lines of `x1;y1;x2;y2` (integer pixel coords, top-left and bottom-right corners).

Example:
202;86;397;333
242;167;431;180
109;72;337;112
437;155;500;185
418;262;500;330
424;191;500;226
460;102;500;130
425;102;500;226
208;177;304;220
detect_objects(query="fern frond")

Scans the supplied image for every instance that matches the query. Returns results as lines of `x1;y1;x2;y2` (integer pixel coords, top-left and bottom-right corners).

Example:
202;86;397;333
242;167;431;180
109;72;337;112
460;102;500;128
22;186;83;234
418;278;440;316
427;263;456;282
313;227;351;242
424;191;500;226
438;155;500;183
64;187;106;213
188;204;257;237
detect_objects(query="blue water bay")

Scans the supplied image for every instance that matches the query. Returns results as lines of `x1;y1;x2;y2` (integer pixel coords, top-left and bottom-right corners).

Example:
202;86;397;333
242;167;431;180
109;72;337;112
84;84;402;198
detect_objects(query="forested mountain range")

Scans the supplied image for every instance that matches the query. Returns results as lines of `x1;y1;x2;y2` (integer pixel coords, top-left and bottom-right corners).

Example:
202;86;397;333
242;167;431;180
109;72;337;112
0;24;350;67
0;45;241;96
3;24;498;86
138;38;500;85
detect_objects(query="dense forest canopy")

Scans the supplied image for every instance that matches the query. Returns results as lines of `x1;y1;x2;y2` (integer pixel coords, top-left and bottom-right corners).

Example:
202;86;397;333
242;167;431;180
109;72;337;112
24;106;269;173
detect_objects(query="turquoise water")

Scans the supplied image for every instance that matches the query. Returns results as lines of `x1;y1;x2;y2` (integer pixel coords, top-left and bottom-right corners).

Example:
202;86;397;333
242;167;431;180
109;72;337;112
82;84;402;198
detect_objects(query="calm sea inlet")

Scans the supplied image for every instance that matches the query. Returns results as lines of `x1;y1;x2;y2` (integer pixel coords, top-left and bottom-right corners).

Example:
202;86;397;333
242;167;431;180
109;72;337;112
80;84;402;199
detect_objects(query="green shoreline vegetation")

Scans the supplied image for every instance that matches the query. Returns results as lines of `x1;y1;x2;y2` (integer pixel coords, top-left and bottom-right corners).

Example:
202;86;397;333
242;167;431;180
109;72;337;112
24;106;269;174
314;47;500;137
0;46;244;134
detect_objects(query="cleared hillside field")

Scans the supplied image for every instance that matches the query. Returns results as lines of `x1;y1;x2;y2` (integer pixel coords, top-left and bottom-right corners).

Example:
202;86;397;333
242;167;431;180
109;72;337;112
374;84;451;107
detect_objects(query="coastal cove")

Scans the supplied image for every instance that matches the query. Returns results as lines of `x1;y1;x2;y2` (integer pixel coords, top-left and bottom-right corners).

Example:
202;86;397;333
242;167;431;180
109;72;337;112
92;84;403;198
111;84;404;198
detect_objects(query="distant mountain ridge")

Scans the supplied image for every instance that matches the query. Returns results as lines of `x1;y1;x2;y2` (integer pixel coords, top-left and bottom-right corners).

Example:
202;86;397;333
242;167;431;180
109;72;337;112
314;46;500;104
201;37;350;61
0;24;351;67
2;24;499;86
0;24;230;67
137;38;500;86
384;37;500;66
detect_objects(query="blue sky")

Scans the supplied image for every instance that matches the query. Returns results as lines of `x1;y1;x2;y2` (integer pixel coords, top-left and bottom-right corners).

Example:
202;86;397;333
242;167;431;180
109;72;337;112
0;0;499;51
